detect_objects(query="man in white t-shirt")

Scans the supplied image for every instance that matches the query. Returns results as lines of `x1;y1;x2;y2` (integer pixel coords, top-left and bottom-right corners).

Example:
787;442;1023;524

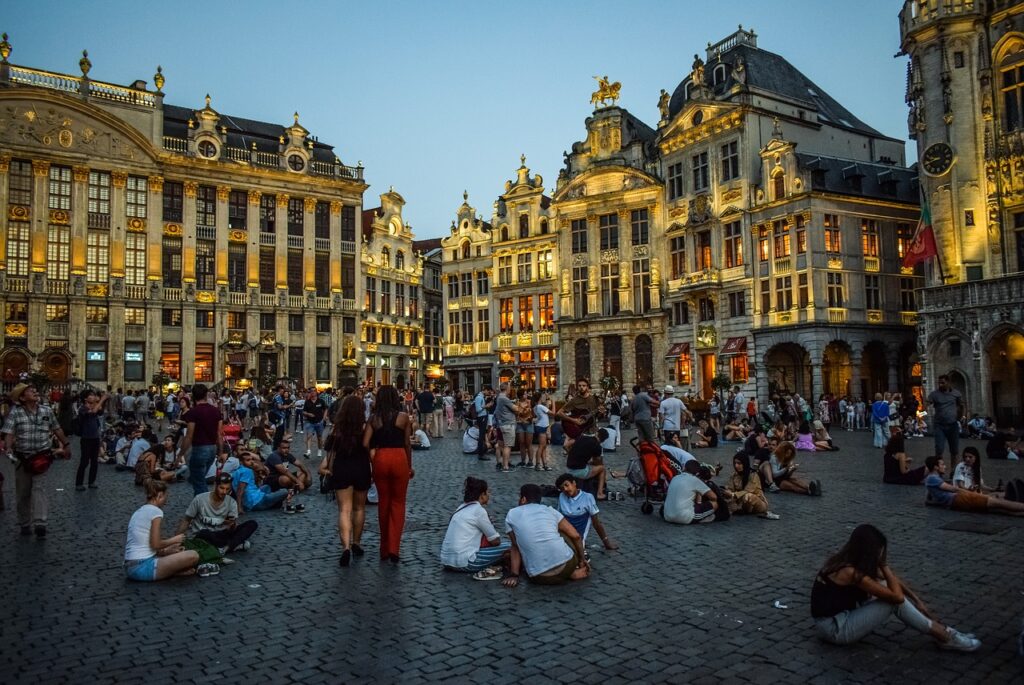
658;385;686;443
503;484;589;587
660;442;696;468
462;425;482;454
412;423;431;451
662;460;717;524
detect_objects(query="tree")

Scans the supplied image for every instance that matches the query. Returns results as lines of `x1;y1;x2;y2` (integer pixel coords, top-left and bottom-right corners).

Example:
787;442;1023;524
711;373;733;404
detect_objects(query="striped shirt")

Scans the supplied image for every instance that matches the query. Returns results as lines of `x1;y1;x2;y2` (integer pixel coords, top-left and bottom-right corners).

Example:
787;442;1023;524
2;404;58;455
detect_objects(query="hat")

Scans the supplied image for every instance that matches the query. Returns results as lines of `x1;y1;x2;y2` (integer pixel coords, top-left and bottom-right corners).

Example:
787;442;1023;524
9;383;30;404
664;385;675;394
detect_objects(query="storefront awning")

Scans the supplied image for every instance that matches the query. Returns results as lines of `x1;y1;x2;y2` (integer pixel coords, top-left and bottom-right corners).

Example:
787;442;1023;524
227;353;248;364
665;342;690;359
720;337;748;356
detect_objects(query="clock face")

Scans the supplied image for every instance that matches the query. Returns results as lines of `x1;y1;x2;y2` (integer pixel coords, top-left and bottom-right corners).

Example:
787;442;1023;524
922;142;954;176
287;154;305;172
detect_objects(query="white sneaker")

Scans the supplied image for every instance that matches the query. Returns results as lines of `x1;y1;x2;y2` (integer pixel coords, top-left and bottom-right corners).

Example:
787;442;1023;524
239;540;252;552
939;628;981;652
304;450;311;457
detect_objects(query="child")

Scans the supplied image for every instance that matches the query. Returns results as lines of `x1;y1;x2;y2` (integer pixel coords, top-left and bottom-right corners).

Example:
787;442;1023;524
556;473;618;550
925;456;1024;515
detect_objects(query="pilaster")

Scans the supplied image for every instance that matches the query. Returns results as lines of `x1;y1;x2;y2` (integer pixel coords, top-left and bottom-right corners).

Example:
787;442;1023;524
71;166;89;281
146;176;164;282
329;201;342;292
110;171;127;278
303;196;316;292
246;190;261;288
275;194;289;290
182;181;198;282
0;155;10;269
215;185;230;285
30;160;49;275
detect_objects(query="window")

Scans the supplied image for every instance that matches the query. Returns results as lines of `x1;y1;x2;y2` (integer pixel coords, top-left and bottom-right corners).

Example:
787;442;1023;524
571;218;588;253
537;250;553;279
88;171;111;219
367;324;379;344
286;198;304;236
6;220;29;277
316;347;331;381
670;236;686;278
8;159;32;205
599;213;618;250
861;219;879;257
724;221;743;268
46;304;68;322
540;219;549;235
228;190;247;230
538;293;554;329
517;253;532;283
409;286;419;318
600;263;619;316
121;341;144;382
258;246;275;293
381;247;391;268
163;308;182;327
48;165;72;210
728;291;745;317
196;310;214;328
314;315;330;334
125;176;148;218
954;51;965;68
500;298;514;332
720;141;739;181
396;251;405;270
85;342;107;381
730;355;748;383
46;224;71;282
572;267;589;318
798;272;809;308
86;230;109;284
517;296;533;331
498;256;512;285
228;243;246;292
196;240;215;291
775;276;793;310
896;222;914;260
460;272;472;298
760;279;771;312
696;230;712;270
125;232;146;286
396;282;406;316
949;339;962;357
691;151;709;191
773;220;791;258
163;181;183;222
365;277;377;311
380;280;391;314
698;297;715;321
630;209;649;245
671;301;689;325
314;201;330;239
668;162;684;200
286;250;302;296
289;314;303;332
448;312;459;343
448;277;459;300
341;205;355;242
196;343;215;383
260;312;276;330
343;317;355;334
825;214;842;254
519;214;529;239
900;277;917;311
795;215;807;254
632;258;651;313
260;194;276;233
460;310;473;342
865;275;881;310
964;209;975;227
773;174;785;201
196;185;216;228
227;311;245;329
827;272;845;307
380;327;392;345
500;226;509;242
1001;55;1024;131
477;309;490;341
86;305;108;323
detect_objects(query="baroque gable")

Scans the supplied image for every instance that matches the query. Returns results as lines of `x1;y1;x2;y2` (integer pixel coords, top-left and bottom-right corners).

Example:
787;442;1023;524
658;101;743;154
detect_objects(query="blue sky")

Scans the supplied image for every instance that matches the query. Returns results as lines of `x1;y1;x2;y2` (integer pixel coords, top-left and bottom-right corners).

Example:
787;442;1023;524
6;0;912;238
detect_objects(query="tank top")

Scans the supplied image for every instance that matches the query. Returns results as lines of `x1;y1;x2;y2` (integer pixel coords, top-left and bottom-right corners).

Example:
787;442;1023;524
370;414;406;448
810;572;869;618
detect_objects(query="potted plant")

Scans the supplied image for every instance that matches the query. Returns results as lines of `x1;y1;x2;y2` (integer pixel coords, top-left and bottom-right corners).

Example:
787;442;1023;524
598;375;619;393
711;372;733;405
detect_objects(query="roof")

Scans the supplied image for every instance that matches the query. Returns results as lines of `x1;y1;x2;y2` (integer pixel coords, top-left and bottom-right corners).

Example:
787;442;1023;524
361;207;378;242
413;238;442;252
668;42;884;138
795;153;919;203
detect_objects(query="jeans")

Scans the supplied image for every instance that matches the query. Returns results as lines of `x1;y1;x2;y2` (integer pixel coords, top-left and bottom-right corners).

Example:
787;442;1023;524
635;419;656;442
872;420;890;448
194;520;258;552
188;445;217;496
475;417;489;457
933;422;960;458
250;487;288;511
76;437;101;487
814;599;932;645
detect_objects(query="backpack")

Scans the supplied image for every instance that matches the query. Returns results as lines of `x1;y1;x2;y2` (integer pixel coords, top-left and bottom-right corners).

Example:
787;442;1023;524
248;397;258;411
620;401;634;423
465;402;479;421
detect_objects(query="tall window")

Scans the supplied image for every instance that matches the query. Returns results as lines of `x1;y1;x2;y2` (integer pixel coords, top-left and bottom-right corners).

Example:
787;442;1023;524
498;255;512;285
720;141;739;181
896;222;914;260
775;275;793;310
517;253;532;283
698;297;715;321
46;304;68;322
341;205;356;241
342;257;355;299
6;220;30;277
728;291;746;317
630;209;649;245
671;301;689;325
126;176;148;218
396;250;405;270
8;159;32;205
314;201;330;239
572;267;589;318
691;151;709;191
88;171;111;225
409;285;419;318
599;213;619;250
259;246;275;293
825;214;841;254
86;230;110;284
380;280;392;314
196;185;216;228
724;221;743;267
163;237;183;288
518;296;534;330
537;249;553;279
861;219;880;257
760;279;771;312
795;215;807;254
448;277;458;300
696;230;712;270
668;162;684;200
632;258;651;313
827;272;845;307
228;190;247;229
125;232;146;286
448;312;460;343
48;165;72;210
519;214;529;239
477;308;490;341
314;252;330;297
163;181;183;222
364;278;377;311
571;218;588;253
758;225;769;261
260;194;276;232
460;272;472;298
600;263;619;316
670;236;686;278
500;298;514;332
461;310;473;342
287;198;304;236
773;174;785;201
538;293;554;329
228;243;246;292
900;277;917;311
798;272;809;307
46;224;71;281
773;220;791;258
865;275;881;310
395;282;406;316
1001;54;1024;131
196;240;215;291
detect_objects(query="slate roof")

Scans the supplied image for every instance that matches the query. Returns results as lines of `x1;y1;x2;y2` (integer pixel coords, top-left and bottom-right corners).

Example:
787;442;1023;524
796;153;919;203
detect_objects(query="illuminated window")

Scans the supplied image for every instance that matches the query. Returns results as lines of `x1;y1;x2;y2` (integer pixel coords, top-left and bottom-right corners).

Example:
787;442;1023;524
46;304;69;321
196;240;215;291
896;222;914;260
795;215;807;254
758;226;770;261
825;214;842;254
500;298;514;332
518;296;534;331
696;230;712;270
88;171;111;218
730;355;748;382
46;224;70;281
632;258;651;313
48;165;72;210
8;159;32;205
773;220;791;258
861;219;879;257
537;249;553;279
539;294;554;329
724;221;743;267
86;305;108;323
195;343;214;382
125;232;146;286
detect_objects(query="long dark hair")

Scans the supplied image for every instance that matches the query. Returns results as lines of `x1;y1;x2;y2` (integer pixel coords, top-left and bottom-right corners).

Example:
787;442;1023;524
820;524;888;582
463;476;488;503
963;446;982;488
884;430;905;456
326;395;365;453
734;452;752;489
371;385;402;427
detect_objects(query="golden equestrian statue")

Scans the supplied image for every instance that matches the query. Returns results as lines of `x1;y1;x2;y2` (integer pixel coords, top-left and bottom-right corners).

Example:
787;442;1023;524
591;75;621;107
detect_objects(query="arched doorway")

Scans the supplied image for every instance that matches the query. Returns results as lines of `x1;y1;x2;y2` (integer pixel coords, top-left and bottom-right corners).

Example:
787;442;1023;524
947;369;970;416
574;339;591;383
37;348;72;385
861;341;889;398
986;327;1024;428
0;347;32;387
635;335;653;386
764;343;811;399
822;341;852;397
602;336;622;383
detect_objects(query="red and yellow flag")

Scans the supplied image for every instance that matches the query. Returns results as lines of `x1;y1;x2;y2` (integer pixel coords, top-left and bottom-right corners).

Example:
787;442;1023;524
902;198;938;269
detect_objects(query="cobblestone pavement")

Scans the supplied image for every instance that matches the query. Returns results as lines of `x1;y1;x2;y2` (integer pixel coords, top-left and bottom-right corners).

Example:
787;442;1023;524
1;425;1022;684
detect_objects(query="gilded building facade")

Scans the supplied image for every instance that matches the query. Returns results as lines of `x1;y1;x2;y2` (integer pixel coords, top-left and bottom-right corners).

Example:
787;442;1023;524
416;240;445;384
900;0;1024;426
0;41;365;391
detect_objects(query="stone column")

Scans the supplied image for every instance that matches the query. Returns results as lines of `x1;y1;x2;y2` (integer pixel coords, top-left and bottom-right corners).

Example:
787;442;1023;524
145;298;162;387
304;313;317;386
303;197;316;293
848;351;863;401
329;201;342;294
246;190;261;290
590;334;604;386
71;166;89;283
215;185;230;287
146;176;164;283
621;333;636;388
108;300;125;387
182;182;198;283
30;160;50;277
617;260;631;313
887;351;900;394
275;194;289;293
810;362;824;405
110;171;127;282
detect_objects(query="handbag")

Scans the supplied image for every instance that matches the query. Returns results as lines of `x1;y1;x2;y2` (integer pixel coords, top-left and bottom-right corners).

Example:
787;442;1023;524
20;450;54;476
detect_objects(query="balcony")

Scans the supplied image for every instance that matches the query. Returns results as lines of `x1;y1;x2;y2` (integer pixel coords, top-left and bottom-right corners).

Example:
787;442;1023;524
287;295;305;308
86;324;108;339
315;297;331;310
517;332;535;347
773;257;792;274
224;146;249;162
125;284;147;300
340;240;357;254
497;334;513;349
260;294;277;307
46;322;68;338
163;136;188;153
47;280;68;295
7;277;28;293
197;225;216;241
287;235;304;249
864;256;880;272
899;0;979;38
125;324;146;339
538;330;555;346
342;299;356;311
259;232;276;247
164;287;182;301
253;151;280;167
919;273;1024;312
459;296;473;308
446;344;462;357
475;341;492;355
229;292;248;306
670;269;720;293
314;238;331;252
827;308;848;324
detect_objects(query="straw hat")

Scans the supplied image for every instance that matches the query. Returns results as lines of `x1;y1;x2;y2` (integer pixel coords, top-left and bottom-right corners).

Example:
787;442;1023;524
9;383;30;404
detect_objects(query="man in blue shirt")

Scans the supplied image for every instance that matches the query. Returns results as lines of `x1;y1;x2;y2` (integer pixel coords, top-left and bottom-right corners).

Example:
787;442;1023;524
473;386;493;460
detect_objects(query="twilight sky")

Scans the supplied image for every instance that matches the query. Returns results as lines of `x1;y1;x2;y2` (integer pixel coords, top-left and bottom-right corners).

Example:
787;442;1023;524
6;0;913;238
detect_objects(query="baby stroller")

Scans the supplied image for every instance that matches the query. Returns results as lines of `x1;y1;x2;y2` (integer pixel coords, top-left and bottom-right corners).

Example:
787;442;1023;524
626;437;683;514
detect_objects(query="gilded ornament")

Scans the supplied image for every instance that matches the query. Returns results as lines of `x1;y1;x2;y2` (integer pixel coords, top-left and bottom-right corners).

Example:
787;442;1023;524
247;189;262;205
183;181;198;197
153;65;164;92
0;33;11;63
127;218;147;232
148;176;164;193
58;129;74;148
217;185;230;201
5;322;27;337
111;171;128;188
72;166;90;183
49;209;70;225
8;205;30;221
330;200;342;216
196;291;215;303
0;155;10;173
276;194;290;208
590;75;621;108
304;197;317;213
79;50;91;77
86;284;108;297
163;223;183;236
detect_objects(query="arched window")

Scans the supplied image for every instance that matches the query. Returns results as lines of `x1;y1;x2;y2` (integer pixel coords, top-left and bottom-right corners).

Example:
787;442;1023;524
713;64;727;86
461;241;471;259
381;246;391;267
683;80;692;101
773;173;785;201
540;219;548;235
602;335;622;382
1000;45;1024;131
519;214;529;239
395;250;405;270
500;226;509;242
635;334;653;385
574;339;591;383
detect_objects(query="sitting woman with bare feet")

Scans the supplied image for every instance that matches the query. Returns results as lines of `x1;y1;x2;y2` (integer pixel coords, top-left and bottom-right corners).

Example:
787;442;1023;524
124;480;204;581
441;477;511;579
759;441;822;496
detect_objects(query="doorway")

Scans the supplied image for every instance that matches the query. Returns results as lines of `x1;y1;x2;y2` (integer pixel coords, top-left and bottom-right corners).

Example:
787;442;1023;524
700;353;716;399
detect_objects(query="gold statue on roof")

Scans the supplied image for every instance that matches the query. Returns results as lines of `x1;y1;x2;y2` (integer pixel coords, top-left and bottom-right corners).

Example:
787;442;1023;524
591;75;621;108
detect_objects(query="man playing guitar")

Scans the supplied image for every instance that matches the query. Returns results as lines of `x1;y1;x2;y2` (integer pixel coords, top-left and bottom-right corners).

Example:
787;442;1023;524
554;379;606;452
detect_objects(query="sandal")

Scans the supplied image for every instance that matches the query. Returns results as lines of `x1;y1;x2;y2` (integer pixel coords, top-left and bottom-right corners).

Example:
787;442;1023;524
472;566;503;581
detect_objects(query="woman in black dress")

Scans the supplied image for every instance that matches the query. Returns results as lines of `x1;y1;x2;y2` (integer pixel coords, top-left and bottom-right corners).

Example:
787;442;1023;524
319;395;372;567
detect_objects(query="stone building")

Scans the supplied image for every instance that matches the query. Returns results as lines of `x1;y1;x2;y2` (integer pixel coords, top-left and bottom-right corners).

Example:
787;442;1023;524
900;0;1024;426
0;40;364;391
360;190;424;388
439;193;494;393
415;239;445;385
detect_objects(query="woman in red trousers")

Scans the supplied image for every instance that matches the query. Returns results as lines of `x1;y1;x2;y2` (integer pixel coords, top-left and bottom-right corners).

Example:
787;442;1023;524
363;385;414;563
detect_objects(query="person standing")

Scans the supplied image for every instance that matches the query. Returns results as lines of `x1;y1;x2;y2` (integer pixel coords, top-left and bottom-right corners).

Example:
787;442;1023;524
631;384;659;442
1;383;71;537
870;393;891;448
658;385;685;445
176;384;224;496
415;385;435;437
320;395;372;567
302;389;328;458
928;374;964;461
363;385;413;563
472;386;491;460
493;383;518;472
74;388;107;491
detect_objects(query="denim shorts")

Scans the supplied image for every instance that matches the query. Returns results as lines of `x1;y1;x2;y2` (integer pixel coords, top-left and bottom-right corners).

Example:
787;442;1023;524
567;465;591;479
304;421;324;436
534;425;549;435
124;556;158;581
516;423;531;434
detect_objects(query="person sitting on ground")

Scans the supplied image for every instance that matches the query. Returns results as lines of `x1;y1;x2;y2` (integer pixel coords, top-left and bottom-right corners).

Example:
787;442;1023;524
222;413;243;454
440;477;511;578
812;420;838;451
124;479;203;582
759;441;821;496
882;431;926;485
125;426;156;468
411;421;432;451
502;483;589;588
462;424;485;454
985;430;1021;461
662;459;717;524
925;456;1024;515
692;419;718;448
263;437;312;502
177;472;259;556
599;425;617;453
966;414;994;440
565;425;608;501
556;473;618;551
795;421;818;452
743;427;772;467
723;453;776;518
159;435;181;471
205;447;241;484
810;523;980;651
722;418;749;442
952;446;992;492
133;446;178;486
233;452;289;513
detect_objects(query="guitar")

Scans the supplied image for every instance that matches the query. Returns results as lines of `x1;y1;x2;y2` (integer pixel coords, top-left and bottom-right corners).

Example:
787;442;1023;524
561;409;595;440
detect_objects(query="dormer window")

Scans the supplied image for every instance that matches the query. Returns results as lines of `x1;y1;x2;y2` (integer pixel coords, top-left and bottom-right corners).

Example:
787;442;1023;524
773;173;785;201
500;226;509;241
382;246;391;267
540;219;549;235
396;250;405;270
519;215;529;239
692;110;704;126
197;140;217;159
713;64;727;86
461;241;471;259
